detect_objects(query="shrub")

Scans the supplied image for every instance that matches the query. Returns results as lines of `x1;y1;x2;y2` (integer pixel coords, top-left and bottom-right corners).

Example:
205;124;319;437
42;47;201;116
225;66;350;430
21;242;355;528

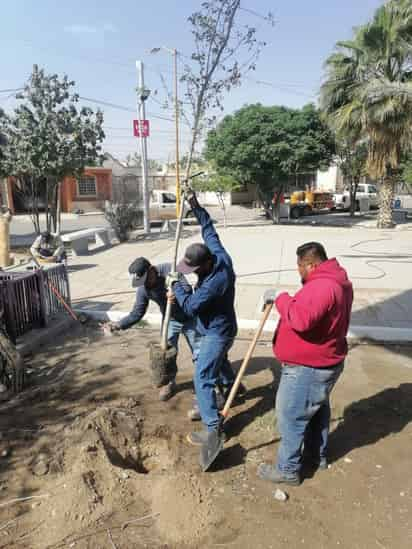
104;202;143;242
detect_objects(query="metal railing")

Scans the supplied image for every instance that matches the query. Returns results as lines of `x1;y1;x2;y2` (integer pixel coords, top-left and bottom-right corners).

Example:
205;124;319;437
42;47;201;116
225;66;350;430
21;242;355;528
0;264;70;343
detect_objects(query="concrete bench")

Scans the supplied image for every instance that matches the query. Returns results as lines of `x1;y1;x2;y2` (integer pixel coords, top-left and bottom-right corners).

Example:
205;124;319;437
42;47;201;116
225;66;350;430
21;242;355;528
62;228;111;256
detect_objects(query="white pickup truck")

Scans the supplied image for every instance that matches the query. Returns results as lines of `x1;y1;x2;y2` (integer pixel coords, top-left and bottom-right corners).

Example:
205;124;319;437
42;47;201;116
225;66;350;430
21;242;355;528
334;183;379;211
149;190;193;222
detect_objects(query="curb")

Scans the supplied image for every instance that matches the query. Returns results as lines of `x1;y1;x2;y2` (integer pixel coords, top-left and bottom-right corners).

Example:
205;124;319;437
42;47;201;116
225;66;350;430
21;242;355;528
73;308;412;344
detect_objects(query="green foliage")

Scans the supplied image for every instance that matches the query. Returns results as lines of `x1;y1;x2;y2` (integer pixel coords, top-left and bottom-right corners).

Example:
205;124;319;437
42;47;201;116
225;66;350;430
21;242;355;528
320;0;412;181
193;170;240;194
104;202;143;242
205;103;336;198
336;138;368;184
0;65;105;232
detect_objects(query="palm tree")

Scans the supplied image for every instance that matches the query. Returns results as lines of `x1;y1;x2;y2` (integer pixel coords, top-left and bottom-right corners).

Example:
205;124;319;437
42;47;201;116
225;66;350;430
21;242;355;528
320;0;412;228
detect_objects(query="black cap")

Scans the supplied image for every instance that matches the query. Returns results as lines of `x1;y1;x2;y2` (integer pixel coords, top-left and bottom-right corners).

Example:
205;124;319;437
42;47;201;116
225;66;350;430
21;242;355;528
128;257;150;287
177;243;212;274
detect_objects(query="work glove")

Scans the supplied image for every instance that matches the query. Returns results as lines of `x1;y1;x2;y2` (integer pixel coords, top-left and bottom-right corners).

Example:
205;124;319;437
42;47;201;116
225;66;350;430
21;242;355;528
165;271;180;289
183;185;200;210
262;288;278;310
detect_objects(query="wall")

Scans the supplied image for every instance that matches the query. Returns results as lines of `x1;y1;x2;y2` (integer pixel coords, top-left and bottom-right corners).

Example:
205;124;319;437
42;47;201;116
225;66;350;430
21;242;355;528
316;166;339;192
61;168;112;212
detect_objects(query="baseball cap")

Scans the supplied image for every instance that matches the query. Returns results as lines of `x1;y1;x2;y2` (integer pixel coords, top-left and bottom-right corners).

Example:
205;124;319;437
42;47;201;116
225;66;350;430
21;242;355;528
128;257;150;288
177;243;212;274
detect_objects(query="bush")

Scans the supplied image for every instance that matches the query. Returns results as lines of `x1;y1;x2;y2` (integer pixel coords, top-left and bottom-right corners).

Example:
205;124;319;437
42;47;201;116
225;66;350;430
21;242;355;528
104;202;143;242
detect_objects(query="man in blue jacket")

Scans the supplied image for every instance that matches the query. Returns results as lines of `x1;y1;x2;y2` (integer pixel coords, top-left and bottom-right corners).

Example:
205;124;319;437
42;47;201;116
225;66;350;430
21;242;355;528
171;191;242;445
105;257;196;401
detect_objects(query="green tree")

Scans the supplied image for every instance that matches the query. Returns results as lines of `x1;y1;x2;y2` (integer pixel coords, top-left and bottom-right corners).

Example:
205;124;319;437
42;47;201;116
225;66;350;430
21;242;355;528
399;152;412;191
0;65;105;233
336;136;368;216
205;103;335;222
192;169;240;227
320;0;412;228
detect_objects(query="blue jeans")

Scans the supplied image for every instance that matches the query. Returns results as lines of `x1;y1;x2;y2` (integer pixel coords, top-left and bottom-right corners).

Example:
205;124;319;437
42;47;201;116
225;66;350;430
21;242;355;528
167;318;199;358
275;362;344;477
192;335;236;431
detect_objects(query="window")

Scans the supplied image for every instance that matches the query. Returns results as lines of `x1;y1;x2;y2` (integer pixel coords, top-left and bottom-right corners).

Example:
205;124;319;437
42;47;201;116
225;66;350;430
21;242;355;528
357;184;365;193
368;185;377;194
162;192;176;204
78;176;97;196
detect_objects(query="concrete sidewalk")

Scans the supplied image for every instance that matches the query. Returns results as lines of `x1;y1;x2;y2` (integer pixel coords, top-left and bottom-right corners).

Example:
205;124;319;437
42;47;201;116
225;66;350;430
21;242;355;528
66;210;412;340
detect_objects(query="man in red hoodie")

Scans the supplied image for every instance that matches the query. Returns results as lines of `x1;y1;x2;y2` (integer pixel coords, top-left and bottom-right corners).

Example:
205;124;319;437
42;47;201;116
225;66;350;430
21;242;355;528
258;242;353;486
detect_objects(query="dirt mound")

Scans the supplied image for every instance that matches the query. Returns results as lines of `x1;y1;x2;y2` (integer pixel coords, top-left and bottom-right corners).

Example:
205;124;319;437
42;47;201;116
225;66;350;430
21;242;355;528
151;472;218;546
22;402;184;547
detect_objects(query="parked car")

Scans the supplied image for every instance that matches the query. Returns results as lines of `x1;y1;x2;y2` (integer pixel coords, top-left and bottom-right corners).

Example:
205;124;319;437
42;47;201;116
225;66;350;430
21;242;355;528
334;184;379;211
149;190;193;222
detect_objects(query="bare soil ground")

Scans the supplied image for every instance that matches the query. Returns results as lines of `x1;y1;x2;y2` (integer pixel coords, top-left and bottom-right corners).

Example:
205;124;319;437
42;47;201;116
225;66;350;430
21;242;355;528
0;324;411;549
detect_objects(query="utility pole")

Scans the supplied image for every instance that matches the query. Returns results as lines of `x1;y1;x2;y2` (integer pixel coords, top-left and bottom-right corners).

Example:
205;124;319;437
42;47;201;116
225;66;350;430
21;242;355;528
136;60;150;234
172;49;181;218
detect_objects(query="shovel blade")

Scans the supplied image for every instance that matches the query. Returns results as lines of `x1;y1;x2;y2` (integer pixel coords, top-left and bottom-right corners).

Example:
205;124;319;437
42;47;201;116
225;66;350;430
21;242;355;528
200;429;224;472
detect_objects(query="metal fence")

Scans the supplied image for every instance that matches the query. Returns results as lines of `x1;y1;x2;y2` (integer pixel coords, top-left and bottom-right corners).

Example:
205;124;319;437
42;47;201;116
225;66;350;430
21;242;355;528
0;264;70;343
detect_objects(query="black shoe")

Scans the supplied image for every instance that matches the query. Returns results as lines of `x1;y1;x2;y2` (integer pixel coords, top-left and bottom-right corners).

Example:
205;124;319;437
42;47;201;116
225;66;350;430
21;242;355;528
187;429;227;446
257;463;300;486
303;452;328;471
220;382;247;402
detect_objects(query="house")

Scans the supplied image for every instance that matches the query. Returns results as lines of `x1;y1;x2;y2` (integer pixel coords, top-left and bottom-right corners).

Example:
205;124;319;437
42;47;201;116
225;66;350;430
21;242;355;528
2;166;113;214
60;167;112;213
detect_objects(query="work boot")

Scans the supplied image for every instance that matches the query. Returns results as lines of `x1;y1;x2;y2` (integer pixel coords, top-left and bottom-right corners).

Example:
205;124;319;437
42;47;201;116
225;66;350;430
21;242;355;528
219;382;247;402
158;380;176;402
187;390;225;421
186;429;227;446
257;463;300;486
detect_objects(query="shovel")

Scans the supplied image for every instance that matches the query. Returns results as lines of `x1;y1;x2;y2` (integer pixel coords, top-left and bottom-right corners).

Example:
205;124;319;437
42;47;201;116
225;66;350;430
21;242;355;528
200;302;273;471
149;171;204;385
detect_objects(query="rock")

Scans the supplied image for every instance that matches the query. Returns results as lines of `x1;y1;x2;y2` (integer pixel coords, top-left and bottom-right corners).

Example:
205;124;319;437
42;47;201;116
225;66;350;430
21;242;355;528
344;457;352;464
1;448;10;458
120;471;129;480
273;489;288;502
32;460;49;476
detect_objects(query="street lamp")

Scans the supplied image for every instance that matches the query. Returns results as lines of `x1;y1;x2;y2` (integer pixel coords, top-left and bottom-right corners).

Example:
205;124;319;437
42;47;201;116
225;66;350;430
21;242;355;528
150;46;181;217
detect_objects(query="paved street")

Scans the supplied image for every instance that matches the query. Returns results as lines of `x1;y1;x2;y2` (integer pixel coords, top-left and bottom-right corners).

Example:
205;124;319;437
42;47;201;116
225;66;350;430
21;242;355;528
10;213;110;246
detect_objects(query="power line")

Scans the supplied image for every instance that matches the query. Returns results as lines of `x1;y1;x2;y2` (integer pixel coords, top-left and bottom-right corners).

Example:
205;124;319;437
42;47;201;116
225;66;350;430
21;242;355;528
78;96;175;121
0;88;24;94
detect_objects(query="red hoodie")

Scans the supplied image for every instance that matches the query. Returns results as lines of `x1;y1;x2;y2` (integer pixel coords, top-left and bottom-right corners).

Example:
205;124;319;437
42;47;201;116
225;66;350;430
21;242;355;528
273;258;353;367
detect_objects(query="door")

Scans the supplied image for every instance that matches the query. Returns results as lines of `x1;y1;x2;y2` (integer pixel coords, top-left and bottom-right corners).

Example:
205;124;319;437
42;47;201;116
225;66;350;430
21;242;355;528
158;192;177;220
367;185;378;208
149;191;160;220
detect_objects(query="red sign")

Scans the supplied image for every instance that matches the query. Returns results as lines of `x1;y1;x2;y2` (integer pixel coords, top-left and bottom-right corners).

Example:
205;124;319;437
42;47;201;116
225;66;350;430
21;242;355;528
133;119;150;137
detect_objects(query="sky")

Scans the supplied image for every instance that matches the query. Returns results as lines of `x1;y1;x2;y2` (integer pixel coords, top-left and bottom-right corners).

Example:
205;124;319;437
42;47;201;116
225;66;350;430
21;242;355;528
0;0;383;162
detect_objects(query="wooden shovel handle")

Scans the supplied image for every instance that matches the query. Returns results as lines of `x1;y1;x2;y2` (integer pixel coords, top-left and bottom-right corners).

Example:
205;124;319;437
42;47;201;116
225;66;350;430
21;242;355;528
221;303;273;418
160;190;187;351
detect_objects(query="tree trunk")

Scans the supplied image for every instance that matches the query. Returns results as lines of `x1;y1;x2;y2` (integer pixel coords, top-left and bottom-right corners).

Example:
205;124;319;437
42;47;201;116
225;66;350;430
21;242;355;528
216;192;227;228
377;176;395;229
55;182;62;235
256;186;274;223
